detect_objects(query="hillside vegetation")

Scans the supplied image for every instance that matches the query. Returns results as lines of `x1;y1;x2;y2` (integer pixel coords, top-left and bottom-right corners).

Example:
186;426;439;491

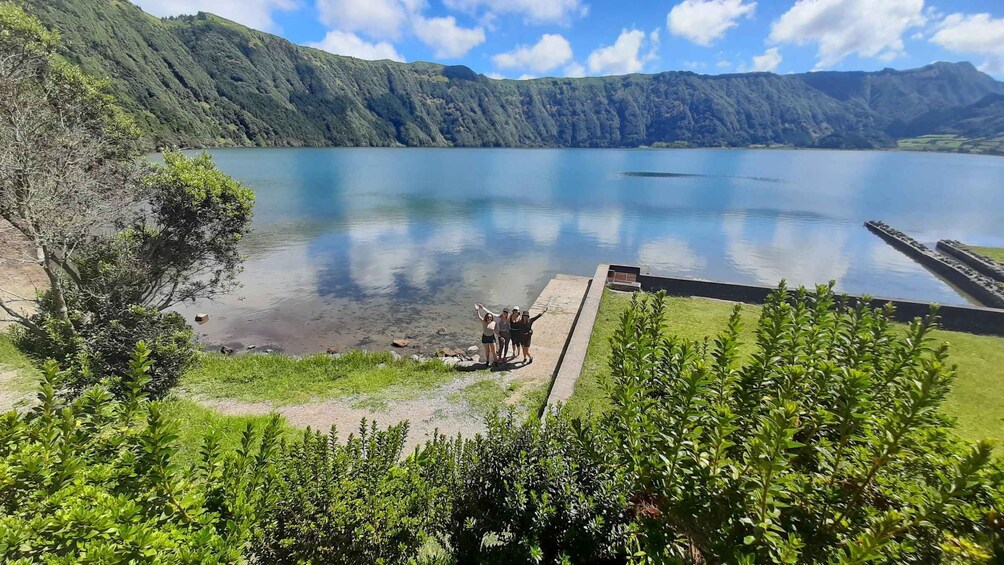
24;0;1004;151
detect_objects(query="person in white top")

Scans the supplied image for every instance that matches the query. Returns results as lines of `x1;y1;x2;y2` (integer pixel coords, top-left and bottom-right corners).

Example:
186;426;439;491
475;303;498;366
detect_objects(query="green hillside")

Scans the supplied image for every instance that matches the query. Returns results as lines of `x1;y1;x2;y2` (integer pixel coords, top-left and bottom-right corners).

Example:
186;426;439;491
23;0;1004;150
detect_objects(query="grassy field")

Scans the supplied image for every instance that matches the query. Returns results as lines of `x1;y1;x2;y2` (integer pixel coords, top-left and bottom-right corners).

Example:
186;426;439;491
565;290;1004;444
964;245;1004;264
181;350;461;405
896;134;1004;155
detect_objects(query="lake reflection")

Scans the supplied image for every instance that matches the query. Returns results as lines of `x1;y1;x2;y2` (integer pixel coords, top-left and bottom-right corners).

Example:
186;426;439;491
172;148;1004;353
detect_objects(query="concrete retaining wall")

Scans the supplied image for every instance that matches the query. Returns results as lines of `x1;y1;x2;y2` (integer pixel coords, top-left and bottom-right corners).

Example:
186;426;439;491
544;264;607;409
864;221;1004;309
609;264;1004;337
936;240;1004;283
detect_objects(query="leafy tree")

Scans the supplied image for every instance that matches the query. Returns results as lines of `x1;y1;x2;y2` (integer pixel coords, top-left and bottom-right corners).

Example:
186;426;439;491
0;343;281;563
0;5;253;396
597;284;996;563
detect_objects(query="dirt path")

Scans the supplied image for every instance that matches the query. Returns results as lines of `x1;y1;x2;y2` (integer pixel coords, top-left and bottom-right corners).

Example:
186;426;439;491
195;370;523;451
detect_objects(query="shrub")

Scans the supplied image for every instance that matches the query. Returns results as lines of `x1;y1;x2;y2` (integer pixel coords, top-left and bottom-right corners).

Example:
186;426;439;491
598;284;995;563
252;421;457;564
0;343;279;563
449;410;632;564
15;292;195;399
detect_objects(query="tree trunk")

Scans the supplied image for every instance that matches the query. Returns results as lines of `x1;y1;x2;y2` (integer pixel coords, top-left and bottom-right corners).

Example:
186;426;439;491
39;244;69;323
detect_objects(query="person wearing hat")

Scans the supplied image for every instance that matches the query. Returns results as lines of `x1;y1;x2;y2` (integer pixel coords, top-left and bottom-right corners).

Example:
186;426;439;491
512;306;547;364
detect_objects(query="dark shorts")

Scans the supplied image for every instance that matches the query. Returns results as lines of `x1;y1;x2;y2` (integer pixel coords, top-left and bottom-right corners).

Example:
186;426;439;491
523;334;532;348
481;334;495;344
498;330;510;340
511;333;526;347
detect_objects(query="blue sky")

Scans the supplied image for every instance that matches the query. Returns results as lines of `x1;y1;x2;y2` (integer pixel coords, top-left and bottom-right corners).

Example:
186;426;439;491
132;0;1004;78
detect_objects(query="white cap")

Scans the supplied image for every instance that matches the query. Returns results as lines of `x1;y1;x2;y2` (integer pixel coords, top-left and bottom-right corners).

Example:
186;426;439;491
513;305;520;311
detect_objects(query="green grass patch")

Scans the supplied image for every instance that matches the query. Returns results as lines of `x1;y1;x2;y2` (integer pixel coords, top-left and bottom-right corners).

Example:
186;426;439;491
181;350;461;405
159;397;298;468
964;245;1004;264
897;135;1004;155
0;334;41;394
566;290;1004;444
564;291;760;420
449;378;517;418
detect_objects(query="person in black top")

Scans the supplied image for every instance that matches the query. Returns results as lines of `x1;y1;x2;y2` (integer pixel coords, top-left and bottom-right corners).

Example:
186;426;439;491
511;307;546;364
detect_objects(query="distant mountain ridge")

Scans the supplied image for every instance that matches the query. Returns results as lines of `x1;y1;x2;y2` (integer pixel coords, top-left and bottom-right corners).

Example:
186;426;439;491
24;0;1004;151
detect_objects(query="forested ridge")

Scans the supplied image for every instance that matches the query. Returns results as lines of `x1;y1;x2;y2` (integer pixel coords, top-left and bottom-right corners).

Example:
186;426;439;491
23;0;1004;150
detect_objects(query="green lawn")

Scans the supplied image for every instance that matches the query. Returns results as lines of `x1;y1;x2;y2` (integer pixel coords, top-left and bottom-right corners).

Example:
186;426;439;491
0;334;296;466
0;334;41;394
159;398;297;467
964;245;1004;264
565;290;1004;444
181;350;461;405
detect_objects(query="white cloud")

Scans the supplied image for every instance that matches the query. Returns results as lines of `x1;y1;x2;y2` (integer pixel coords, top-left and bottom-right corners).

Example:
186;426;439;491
667;0;756;46
587;29;654;75
638;236;706;275
751;46;782;72
492;34;573;73
769;0;925;69
308;30;405;61
485;72;505;79
518;74;537;80
315;0;423;39
564;62;586;77
931;13;1004;76
443;0;586;24
132;0;295;32
413;16;485;58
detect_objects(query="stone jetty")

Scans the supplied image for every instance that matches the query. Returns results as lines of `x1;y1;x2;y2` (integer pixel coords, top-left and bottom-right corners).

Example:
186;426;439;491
864;221;1004;309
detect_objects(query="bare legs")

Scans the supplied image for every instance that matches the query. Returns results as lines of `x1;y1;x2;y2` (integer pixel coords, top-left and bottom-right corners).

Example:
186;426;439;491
522;345;532;364
499;335;509;361
484;341;496;366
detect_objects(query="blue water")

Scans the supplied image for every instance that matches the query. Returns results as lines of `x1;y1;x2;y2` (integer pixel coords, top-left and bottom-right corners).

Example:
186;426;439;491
173;148;1004;353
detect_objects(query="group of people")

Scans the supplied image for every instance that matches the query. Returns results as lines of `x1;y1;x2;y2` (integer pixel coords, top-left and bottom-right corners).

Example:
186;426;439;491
475;303;547;367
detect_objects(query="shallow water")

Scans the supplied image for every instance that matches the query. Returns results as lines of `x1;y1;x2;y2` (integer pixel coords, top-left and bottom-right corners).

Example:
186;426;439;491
170;148;1004;353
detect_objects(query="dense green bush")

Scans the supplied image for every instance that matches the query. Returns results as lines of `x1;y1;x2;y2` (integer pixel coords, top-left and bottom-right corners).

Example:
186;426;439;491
0;343;279;563
15;293;195;399
597;285;996;563
449;411;631;564
253;421;455;564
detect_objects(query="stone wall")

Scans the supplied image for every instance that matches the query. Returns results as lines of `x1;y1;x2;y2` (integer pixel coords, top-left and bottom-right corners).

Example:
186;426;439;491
864;221;1004;309
608;264;1004;337
936;240;1004;283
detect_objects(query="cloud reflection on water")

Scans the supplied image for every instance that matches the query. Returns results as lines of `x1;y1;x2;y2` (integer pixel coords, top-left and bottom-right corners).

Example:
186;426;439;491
172;147;1003;352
